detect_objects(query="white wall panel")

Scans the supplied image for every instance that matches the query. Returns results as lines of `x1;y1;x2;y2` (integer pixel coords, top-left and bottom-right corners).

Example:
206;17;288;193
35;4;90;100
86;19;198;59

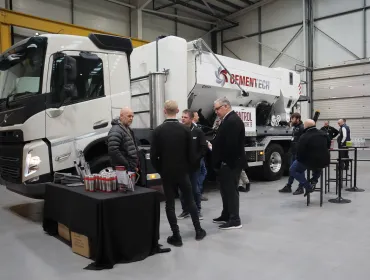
223;36;260;65
261;0;302;31
261;26;302;69
314;0;364;18
13;0;71;22
142;12;175;42
0;0;6;8
177;23;210;45
223;9;259;41
314;97;370;119
366;10;370;56
142;8;210;43
314;13;363;67
74;0;130;36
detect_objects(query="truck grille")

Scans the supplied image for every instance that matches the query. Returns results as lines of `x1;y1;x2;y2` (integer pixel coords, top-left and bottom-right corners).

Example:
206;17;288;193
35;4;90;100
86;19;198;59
0;144;23;183
0;130;24;143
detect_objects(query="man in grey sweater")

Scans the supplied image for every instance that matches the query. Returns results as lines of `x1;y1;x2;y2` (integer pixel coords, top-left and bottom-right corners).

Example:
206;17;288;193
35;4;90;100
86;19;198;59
108;107;139;172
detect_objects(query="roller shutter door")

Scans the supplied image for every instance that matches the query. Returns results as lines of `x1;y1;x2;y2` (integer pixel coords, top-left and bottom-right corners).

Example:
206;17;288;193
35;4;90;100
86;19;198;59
313;63;370;140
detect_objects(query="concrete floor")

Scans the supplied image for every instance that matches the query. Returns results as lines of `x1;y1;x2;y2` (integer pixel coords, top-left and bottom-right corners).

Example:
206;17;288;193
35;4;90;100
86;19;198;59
1;153;370;280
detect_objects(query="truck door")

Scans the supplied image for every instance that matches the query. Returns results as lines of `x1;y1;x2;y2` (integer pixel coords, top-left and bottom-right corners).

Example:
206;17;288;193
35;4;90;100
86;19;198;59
45;51;111;172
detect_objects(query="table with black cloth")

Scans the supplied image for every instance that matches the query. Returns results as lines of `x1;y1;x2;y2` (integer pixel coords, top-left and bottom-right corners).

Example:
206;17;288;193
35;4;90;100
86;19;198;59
42;183;169;270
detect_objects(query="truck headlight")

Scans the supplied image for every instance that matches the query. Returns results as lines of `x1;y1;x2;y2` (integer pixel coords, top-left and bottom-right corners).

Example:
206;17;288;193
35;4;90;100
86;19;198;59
24;152;41;177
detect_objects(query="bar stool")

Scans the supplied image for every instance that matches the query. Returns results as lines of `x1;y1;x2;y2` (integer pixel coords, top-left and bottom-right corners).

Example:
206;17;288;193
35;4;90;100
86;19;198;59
306;169;324;207
324;158;353;194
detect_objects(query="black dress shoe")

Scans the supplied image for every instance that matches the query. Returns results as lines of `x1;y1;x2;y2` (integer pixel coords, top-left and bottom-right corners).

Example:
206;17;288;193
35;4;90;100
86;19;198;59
238;186;247;192
195;229;206;240
213;216;228;224
245;183;250;192
219;220;242;230
167;235;183;247
304;185;314;197
293;186;304;195
279;184;292;193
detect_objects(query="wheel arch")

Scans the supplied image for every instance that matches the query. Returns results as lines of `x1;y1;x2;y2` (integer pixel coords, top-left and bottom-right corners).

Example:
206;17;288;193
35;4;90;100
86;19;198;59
84;137;108;162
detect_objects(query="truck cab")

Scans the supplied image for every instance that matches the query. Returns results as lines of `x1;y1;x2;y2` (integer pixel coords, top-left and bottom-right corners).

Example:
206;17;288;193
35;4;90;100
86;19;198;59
0;33;132;198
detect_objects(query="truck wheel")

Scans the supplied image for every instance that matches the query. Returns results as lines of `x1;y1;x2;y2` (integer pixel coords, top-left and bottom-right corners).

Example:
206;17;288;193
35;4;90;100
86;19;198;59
89;155;112;174
262;143;285;181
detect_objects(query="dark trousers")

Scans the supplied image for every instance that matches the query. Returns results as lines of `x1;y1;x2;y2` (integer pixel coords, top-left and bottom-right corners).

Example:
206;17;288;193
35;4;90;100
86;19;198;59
180;170;201;212
219;164;241;222
289;160;321;188
162;174;201;234
338;145;349;169
287;153;298;186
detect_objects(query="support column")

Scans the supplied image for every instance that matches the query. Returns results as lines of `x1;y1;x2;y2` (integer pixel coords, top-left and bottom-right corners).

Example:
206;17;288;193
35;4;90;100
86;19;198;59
0;23;11;52
258;7;262;65
211;31;217;53
305;0;314;118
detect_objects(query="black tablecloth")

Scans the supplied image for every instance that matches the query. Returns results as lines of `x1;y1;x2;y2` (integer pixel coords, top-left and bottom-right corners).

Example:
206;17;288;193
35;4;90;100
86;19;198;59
43;184;163;270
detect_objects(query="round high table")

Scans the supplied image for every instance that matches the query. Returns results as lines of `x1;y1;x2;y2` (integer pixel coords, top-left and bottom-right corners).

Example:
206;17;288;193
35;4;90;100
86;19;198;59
345;146;369;192
328;148;352;204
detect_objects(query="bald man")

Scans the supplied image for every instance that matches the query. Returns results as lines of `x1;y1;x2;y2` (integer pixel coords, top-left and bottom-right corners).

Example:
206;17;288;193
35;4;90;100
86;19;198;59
289;119;330;196
150;100;206;246
108;107;139;172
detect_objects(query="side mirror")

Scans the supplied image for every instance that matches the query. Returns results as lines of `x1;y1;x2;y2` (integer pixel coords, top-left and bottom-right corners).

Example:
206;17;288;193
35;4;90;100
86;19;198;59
63;56;78;98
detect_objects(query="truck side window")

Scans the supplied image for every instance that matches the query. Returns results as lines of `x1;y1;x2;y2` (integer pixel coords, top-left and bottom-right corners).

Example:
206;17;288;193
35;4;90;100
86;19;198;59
50;55;105;105
289;72;293;85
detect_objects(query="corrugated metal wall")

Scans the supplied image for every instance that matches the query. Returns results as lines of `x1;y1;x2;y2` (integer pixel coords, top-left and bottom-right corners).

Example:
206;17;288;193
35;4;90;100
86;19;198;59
313;63;370;139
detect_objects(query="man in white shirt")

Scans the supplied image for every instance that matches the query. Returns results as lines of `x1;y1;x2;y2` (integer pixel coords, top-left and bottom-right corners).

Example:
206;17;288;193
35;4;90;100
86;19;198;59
337;119;351;170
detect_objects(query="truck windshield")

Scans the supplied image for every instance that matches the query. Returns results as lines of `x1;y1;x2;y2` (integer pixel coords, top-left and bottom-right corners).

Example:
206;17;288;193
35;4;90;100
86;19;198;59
0;37;46;105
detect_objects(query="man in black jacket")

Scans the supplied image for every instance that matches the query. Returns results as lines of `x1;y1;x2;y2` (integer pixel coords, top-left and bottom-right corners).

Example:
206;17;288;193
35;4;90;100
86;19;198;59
320;121;339;140
289;119;330;196
108;107;139;172
212;97;246;230
150;100;206;246
279;112;305;195
177;109;208;220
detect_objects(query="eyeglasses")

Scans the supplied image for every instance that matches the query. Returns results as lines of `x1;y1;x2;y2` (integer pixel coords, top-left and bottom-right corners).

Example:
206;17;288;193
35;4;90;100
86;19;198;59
214;105;225;112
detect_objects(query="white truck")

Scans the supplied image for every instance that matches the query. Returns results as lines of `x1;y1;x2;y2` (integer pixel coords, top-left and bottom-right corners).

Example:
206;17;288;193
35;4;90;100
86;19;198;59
0;33;300;198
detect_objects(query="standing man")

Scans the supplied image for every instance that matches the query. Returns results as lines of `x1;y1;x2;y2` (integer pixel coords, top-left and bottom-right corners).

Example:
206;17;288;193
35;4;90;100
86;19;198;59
177;109;208;220
279;112;305;195
289;119;330;195
212;97;246;230
337;118;351;170
150;100;206;246
108;107;139;172
320;121;339;140
192;111;208;201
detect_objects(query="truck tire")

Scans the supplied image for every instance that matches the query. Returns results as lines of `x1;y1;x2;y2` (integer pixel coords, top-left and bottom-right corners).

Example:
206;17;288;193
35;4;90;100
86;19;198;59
89;155;112;174
262;143;285;181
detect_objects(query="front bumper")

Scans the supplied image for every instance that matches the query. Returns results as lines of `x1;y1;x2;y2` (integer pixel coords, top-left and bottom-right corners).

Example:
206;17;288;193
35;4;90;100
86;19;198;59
0;177;46;199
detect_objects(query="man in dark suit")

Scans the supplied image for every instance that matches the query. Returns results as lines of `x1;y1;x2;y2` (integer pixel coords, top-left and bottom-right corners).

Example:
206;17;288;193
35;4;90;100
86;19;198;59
211;97;246;230
177;109;208;220
150;100;206;247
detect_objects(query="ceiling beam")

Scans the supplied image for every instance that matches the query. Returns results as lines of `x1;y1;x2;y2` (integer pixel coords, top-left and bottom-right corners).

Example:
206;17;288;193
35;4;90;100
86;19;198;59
142;8;216;24
238;0;255;5
154;2;178;9
167;0;237;24
225;0;276;19
191;0;230;14
214;0;243;10
142;10;210;31
139;0;153;9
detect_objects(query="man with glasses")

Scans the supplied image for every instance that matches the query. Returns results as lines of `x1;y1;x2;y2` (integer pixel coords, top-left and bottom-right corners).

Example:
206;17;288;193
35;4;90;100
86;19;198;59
211;97;246;230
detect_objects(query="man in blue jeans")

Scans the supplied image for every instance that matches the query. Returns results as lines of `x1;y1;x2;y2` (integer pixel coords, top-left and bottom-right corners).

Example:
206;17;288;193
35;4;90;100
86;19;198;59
178;110;208;220
289;119;330;196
